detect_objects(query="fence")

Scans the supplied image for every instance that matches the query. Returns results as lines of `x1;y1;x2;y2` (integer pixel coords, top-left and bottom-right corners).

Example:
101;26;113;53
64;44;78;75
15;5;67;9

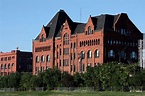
0;86;145;92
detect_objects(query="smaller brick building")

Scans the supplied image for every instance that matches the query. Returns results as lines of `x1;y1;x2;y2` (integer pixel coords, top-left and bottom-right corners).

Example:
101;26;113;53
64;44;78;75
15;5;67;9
0;49;32;76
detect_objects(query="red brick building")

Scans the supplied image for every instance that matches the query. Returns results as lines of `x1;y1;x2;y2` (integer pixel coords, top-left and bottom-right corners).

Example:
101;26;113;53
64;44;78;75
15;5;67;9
0;49;32;76
33;10;143;75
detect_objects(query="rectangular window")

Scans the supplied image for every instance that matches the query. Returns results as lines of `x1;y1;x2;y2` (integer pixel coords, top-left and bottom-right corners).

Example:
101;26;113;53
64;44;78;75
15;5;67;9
74;53;76;59
70;65;73;72
60;60;61;66
60;49;61;55
74;65;76;72
63;48;69;55
63;59;69;66
80;63;85;72
57;52;58;59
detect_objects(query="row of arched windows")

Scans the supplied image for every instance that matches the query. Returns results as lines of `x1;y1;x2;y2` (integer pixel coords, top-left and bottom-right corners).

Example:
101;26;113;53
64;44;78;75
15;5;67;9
36;55;50;63
80;49;100;60
80;39;100;47
0;63;14;69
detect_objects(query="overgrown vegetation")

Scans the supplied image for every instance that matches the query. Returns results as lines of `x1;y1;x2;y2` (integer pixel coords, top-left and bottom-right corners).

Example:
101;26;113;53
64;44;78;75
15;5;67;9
0;62;145;91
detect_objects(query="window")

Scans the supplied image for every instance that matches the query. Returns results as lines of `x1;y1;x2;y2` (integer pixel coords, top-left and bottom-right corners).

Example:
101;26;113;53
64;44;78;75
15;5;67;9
1;64;3;69
95;49;99;58
88;26;92;35
60;49;61;55
12;63;14;66
63;48;69;55
4;64;6;69
8;64;10;69
56;52;58;59
1;58;3;61
46;55;50;62
40;34;45;42
74;42;76;48
120;51;126;59
71;53;73;60
74;53;76;59
98;39;100;45
63;33;69;45
80;51;85;59
63;59;69;66
130;51;137;59
74;65;76;72
108;50;115;58
87;50;92;58
70;65;73;72
41;56;45;62
36;56;39;63
80;63;85;72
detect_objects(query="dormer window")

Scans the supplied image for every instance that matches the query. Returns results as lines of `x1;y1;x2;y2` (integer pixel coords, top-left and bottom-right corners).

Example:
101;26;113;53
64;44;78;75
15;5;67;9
40;34;45;42
87;26;92;35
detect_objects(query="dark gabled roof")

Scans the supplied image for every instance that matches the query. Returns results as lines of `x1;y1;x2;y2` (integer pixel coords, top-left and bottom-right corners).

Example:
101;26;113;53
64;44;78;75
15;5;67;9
74;23;86;34
35;10;124;40
46;10;73;38
92;14;119;30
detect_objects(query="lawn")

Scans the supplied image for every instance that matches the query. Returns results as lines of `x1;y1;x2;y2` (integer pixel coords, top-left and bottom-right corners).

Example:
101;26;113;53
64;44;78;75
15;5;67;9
0;91;145;96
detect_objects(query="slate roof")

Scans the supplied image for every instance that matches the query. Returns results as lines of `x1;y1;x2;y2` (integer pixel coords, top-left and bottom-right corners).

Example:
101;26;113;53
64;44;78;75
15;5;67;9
35;10;121;40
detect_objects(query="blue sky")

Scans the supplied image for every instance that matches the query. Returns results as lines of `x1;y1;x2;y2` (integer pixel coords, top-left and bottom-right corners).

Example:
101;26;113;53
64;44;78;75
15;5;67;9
0;0;145;52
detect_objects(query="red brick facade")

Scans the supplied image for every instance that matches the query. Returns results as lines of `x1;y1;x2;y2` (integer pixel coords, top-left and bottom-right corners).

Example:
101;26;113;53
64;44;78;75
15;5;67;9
0;49;32;76
33;10;143;75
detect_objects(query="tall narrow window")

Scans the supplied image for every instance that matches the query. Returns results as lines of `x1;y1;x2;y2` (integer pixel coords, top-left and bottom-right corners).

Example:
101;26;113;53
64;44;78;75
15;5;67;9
88;26;91;35
1;64;3;69
8;64;10;69
120;51;126;59
87;50;92;58
80;51;85;59
95;49;99;58
41;55;45;62
63;33;69;45
40;34;45;42
36;56;39;63
46;55;50;62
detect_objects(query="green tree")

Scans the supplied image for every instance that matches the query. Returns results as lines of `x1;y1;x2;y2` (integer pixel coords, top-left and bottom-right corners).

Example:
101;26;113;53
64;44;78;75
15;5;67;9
20;72;32;90
7;72;21;88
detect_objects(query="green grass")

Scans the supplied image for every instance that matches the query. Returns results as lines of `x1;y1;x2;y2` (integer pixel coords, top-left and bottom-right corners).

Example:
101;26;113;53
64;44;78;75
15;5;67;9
0;91;145;96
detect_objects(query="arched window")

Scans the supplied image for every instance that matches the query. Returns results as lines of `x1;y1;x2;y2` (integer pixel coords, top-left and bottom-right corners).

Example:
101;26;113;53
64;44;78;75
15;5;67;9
95;49;99;58
41;55;45;62
8;64;10;69
4;64;6;69
108;50;115;58
46;55;50;62
130;51;137;59
40;34;45;42
80;51;85;59
12;63;14;66
36;56;39;63
88;26;92;35
1;64;3;69
87;50;92;58
63;33;69;45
